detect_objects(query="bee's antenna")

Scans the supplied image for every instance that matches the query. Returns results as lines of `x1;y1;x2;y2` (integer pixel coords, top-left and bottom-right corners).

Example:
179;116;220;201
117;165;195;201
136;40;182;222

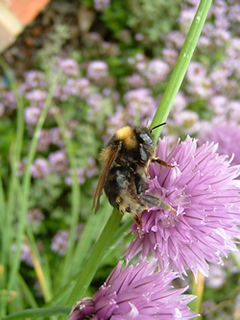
150;122;166;131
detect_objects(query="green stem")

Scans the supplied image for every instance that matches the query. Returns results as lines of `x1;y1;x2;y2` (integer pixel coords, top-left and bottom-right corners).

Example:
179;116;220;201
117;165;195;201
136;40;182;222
2;306;70;320
53;110;81;286
151;0;212;141
67;209;122;306
5;76;58;310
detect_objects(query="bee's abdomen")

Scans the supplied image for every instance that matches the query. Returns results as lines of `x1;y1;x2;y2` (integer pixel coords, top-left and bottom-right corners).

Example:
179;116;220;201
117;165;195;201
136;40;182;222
104;166;146;215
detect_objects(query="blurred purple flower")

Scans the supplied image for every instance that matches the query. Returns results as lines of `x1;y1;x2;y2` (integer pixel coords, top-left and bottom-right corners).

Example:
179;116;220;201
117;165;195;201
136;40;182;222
162;48;178;67
103;105;126;142
205;264;226;288
24;70;46;89
172;110;200;135
165;31;185;50
53;84;70;102
58;58;79;76
209;95;228;116
94;0;110;11
126;73;146;89
65;168;85;185
124;88;156;122
87;61;109;82
31;158;50;178
186;62;207;84
85;158;99;178
17;158;27;177
24;106;41;125
50;127;64;146
143;59;170;86
178;8;196;34
135;33;144;41
171;91;189;113
12;241;43;266
51;230;69;256
37;129;51;151
48;150;68;172
126;137;240;278
199;123;240;166
69;260;196;320
25;89;48;107
65;78;91;99
86;93;104;110
27;208;45;224
2;91;17;110
0;102;5;117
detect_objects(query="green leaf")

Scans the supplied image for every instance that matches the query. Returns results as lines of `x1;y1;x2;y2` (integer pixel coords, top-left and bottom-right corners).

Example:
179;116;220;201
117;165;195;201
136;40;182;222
2;306;71;320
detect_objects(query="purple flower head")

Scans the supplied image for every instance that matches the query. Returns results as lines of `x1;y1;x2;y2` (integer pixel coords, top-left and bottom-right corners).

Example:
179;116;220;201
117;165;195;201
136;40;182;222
165;31;185;50
162;48;178;67
51;230;69;256
24;70;46;89
126;73;146;89
2;91;17;111
25;89;48;108
48;150;68;172
199;123;240;166
186;62;207;84
85;158;99;178
87;61;109;82
94;0;110;12
135;33;144;41
143;59;170;86
58;58;79;76
123;88;156;123
31;158;50;178
12;242;33;266
65;78;91;99
0;102;5;117
37;129;51;151
126;137;240;278
24;106;41;125
65;168;85;186
69;260;196;320
27;208;45;225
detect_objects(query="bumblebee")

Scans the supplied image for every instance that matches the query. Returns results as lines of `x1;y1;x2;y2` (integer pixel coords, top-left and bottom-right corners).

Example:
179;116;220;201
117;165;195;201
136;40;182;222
92;124;176;232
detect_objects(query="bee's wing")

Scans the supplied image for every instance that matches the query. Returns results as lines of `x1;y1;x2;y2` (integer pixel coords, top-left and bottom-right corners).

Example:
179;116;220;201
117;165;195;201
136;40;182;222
92;143;121;213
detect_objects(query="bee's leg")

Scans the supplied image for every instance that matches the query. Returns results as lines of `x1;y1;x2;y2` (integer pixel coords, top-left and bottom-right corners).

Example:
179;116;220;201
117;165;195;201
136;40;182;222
152;157;175;168
141;194;177;213
134;172;146;194
144;166;150;178
133;214;143;237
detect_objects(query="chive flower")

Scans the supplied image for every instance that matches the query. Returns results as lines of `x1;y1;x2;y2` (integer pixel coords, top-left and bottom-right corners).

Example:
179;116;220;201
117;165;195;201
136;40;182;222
68;260;196;320
126;136;240;278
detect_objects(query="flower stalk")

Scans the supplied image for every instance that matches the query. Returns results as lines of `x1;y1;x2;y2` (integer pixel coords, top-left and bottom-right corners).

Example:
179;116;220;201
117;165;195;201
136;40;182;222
151;0;212;141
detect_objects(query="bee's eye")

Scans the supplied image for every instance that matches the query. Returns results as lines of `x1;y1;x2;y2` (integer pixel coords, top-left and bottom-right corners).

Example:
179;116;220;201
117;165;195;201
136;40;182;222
139;133;154;146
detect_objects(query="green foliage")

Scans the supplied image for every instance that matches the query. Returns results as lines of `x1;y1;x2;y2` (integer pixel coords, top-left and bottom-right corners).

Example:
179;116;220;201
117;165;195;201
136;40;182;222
101;1;131;36
127;0;181;41
102;0;181;55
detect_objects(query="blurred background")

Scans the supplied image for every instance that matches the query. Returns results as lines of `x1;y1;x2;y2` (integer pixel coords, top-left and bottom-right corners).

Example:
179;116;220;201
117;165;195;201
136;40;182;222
0;0;240;319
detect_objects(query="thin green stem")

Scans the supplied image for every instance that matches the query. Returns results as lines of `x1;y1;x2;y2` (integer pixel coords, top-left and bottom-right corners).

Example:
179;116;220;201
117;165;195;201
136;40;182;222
0;58;25;317
53;110;81;286
2;306;70;320
5;76;58;311
151;0;212;141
